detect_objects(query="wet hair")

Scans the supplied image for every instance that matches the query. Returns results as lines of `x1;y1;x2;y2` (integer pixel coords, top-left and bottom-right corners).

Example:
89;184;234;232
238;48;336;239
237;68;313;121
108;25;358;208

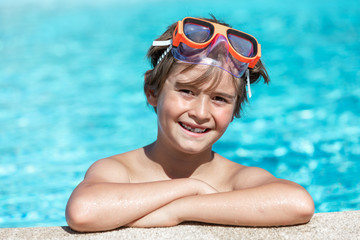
144;15;270;118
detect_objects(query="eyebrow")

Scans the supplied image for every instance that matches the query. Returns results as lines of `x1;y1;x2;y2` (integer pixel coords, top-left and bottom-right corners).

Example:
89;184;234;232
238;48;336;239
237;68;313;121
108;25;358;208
174;81;195;89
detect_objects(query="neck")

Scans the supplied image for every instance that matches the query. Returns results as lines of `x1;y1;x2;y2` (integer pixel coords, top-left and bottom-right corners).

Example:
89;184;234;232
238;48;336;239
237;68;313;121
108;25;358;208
144;140;214;179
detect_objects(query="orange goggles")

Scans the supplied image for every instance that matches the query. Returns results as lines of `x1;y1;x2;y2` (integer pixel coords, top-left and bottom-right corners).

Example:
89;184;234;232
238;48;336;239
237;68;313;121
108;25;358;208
172;17;261;68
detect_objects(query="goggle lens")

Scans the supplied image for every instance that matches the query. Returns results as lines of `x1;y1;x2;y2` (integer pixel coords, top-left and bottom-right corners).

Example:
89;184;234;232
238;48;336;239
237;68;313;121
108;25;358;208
228;33;254;58
184;23;211;43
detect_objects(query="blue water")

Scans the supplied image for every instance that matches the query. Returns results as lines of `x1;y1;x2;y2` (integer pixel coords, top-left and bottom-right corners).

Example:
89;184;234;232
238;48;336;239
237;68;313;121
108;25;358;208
1;0;359;228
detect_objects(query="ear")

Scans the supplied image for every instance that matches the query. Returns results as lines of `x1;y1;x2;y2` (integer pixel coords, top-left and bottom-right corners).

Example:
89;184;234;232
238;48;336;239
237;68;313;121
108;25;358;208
144;71;158;107
145;88;158;107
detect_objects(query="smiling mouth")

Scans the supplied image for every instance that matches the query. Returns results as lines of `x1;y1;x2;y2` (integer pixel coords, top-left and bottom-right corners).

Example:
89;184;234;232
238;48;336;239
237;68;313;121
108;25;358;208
179;122;209;134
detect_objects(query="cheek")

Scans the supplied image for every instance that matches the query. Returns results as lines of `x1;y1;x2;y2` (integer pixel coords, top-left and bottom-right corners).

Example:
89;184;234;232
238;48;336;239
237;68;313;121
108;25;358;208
214;107;234;129
157;93;187;119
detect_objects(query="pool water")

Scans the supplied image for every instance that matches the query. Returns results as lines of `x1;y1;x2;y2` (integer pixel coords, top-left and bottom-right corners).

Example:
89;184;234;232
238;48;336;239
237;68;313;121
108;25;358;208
0;0;359;228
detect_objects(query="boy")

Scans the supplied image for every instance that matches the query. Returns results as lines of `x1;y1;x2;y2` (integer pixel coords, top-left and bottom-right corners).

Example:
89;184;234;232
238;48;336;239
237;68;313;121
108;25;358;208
66;16;314;232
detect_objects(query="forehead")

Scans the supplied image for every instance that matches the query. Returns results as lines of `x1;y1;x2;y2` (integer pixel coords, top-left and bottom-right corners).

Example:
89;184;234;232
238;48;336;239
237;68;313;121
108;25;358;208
167;63;238;93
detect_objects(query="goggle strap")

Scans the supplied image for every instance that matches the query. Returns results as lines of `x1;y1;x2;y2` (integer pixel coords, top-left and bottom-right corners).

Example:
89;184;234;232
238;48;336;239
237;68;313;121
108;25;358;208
152;39;172;46
246;69;252;98
156;44;172;66
152;40;173;66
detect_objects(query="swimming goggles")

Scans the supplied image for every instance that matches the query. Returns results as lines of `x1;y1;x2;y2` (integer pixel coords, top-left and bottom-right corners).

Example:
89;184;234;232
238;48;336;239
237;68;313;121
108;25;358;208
153;17;262;97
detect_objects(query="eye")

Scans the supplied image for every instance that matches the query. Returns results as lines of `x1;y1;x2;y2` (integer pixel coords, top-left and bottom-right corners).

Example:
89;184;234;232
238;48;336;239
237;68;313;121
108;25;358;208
213;96;228;103
179;89;194;96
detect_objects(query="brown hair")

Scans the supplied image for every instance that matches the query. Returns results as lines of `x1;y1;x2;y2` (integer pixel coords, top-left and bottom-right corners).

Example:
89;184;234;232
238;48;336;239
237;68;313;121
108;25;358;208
144;16;270;118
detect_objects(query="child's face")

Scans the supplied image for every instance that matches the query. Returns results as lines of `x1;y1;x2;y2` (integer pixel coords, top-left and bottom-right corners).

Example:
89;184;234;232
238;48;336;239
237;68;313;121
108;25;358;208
148;65;236;154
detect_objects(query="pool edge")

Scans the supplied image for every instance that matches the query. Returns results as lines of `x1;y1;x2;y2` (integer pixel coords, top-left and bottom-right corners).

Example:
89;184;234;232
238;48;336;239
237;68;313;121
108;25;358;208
1;211;359;239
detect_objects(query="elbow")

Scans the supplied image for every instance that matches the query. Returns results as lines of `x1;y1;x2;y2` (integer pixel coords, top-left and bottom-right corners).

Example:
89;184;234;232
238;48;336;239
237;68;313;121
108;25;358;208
296;196;315;224
290;188;315;225
66;197;96;232
272;182;315;226
66;195;127;232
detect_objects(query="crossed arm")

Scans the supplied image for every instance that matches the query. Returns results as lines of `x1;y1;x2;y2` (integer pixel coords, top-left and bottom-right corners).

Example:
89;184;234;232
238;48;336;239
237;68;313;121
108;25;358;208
66;159;314;232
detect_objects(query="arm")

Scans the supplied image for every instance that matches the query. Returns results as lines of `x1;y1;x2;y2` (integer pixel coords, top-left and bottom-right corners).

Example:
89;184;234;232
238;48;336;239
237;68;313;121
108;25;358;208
65;158;217;232
129;167;314;227
175;179;314;226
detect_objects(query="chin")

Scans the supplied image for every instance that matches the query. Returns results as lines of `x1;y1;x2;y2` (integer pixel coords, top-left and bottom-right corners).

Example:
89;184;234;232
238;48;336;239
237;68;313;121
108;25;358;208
176;143;212;155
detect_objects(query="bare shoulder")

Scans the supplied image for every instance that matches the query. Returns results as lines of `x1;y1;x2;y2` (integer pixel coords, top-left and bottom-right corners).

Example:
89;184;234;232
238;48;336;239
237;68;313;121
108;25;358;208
233;165;280;189
213;154;279;190
83;148;144;183
209;153;248;190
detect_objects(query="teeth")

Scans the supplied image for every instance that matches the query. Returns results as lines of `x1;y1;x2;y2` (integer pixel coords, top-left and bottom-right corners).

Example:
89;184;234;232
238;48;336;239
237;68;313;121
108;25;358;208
180;122;207;133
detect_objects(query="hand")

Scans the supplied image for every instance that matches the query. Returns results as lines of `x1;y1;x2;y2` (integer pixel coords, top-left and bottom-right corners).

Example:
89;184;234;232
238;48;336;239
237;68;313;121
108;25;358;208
126;203;180;228
191;178;218;195
127;179;218;228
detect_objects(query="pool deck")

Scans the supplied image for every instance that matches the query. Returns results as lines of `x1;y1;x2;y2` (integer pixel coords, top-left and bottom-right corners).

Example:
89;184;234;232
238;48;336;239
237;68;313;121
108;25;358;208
1;211;359;240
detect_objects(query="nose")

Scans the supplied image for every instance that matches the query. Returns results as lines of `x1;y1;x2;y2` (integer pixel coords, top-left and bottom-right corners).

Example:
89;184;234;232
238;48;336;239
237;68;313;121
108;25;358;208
188;95;211;124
